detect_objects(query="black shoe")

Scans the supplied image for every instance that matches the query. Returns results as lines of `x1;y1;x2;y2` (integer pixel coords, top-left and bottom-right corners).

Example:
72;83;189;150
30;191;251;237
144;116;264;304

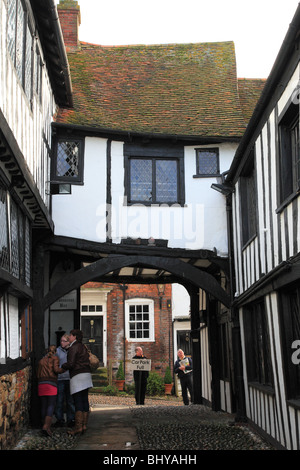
67;420;75;427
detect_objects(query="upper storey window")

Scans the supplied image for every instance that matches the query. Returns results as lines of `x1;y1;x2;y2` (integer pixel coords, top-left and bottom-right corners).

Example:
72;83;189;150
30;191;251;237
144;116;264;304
278;101;300;204
195;148;219;177
124;143;185;206
240;152;257;246
129;158;179;204
51;138;85;185
7;0;34;103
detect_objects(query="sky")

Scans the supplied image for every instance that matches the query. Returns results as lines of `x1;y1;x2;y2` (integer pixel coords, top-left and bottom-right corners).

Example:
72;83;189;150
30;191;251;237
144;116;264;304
56;0;300;78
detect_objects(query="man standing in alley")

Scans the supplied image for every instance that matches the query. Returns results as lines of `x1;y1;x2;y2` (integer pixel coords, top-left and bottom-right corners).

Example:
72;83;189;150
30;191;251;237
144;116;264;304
133;346;149;405
174;349;193;405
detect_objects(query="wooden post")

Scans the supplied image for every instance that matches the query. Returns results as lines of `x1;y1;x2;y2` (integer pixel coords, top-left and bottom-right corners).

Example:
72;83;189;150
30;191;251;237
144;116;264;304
207;297;221;411
30;243;46;426
189;285;202;404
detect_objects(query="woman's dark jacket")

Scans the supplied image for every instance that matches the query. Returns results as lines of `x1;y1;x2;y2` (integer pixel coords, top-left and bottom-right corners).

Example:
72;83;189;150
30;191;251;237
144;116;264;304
61;341;90;378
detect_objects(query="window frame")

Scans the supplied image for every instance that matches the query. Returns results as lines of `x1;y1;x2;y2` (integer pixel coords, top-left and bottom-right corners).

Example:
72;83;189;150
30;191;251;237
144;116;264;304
0;183;32;286
194;147;220;178
125;298;155;342
240;151;258;247
278;100;300;207
7;0;34;105
243;300;274;389
279;283;300;402
51;137;85;185
125;155;184;206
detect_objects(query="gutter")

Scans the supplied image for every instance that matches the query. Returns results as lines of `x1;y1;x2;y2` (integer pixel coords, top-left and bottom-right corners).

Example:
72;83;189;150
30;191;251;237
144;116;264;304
52;122;242;144
29;0;73;108
48;0;73;108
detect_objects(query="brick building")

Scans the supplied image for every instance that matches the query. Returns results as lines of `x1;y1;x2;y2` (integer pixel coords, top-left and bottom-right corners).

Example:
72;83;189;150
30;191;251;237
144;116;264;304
80;282;173;382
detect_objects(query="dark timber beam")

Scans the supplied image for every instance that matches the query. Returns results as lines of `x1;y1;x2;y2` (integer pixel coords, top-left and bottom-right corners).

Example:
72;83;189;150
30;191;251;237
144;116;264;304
189;285;202;405
42;255;230;311
207;297;221;411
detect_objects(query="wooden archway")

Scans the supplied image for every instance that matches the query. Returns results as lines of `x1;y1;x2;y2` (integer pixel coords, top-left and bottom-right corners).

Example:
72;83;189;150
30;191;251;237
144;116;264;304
42;254;230;311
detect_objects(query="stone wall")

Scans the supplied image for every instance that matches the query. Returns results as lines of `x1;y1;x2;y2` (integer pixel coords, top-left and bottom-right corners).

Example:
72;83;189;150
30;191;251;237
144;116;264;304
0;366;31;450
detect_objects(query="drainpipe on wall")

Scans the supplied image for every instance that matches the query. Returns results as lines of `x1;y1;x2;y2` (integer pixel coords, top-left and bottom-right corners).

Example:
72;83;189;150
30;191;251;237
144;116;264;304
119;284;128;378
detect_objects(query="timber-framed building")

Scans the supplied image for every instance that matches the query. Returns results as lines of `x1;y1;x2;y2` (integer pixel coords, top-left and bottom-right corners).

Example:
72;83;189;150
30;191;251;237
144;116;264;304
2;0;300;451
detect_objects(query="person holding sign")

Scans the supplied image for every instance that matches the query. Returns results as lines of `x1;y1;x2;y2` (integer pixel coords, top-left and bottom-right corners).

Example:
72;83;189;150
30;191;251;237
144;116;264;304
174;349;193;405
133;347;149;405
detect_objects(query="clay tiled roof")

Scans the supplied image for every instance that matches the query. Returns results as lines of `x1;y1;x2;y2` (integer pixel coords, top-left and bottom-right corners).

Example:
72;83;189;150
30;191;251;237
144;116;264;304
56;41;263;139
238;78;266;123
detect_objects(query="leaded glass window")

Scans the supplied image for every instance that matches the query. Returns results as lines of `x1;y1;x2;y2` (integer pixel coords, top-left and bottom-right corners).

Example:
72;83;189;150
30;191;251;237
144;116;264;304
10;199;19;278
24;23;33;101
129;158;178;204
34;47;42;103
52;139;84;184
196;148;219;176
279;102;300;203
6;0;34;104
244;301;274;388
25;217;31;286
240;154;257;246
280;285;300;400
7;0;16;64
0;187;9;272
16;0;25;84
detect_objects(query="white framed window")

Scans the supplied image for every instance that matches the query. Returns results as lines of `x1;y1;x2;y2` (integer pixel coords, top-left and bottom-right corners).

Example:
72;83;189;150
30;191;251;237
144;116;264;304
125;298;154;342
81;304;103;315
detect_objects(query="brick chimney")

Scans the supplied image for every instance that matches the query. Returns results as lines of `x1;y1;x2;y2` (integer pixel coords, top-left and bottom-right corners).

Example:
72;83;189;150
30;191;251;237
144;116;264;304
57;0;81;52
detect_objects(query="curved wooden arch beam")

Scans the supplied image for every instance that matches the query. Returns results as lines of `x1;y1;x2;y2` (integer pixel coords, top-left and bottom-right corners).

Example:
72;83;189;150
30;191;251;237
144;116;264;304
42;255;230;311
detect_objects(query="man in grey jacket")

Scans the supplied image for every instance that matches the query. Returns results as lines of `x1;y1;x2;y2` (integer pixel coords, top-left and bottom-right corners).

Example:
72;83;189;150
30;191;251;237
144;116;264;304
54;335;75;427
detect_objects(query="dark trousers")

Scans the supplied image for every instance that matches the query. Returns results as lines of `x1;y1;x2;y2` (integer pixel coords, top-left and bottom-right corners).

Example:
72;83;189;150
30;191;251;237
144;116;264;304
55;380;75;422
135;379;147;405
40;395;57;420
72;389;89;412
180;373;193;405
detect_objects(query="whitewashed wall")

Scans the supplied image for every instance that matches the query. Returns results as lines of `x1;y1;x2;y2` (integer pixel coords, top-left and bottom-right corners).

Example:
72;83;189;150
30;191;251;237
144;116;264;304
0;0;56;209
52;138;237;254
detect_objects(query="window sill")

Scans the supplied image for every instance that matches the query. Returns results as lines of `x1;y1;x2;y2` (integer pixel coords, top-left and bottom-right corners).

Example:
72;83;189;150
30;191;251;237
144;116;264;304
276;190;300;214
193;174;220;178
287;399;300;410
126;201;185;207
127;339;155;343
248;381;275;396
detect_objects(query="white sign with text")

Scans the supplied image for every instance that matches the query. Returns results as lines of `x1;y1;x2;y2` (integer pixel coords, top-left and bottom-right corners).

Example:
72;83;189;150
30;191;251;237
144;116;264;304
131;358;151;371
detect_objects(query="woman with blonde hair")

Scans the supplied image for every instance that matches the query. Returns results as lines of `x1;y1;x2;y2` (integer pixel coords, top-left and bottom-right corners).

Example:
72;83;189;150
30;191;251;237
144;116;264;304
37;345;62;436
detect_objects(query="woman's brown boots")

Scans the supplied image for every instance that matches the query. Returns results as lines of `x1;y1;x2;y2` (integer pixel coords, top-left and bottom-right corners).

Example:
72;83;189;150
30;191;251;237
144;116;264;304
82;411;89;433
67;410;84;436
